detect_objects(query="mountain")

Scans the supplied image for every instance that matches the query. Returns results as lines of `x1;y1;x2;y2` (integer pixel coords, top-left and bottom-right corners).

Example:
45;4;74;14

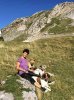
1;2;74;42
0;30;1;36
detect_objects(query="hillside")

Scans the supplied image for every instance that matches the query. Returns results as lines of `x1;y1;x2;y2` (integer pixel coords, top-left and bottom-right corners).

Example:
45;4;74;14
1;2;74;42
0;36;74;100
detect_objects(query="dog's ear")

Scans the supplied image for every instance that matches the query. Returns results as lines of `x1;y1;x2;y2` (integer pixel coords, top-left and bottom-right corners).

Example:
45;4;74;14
42;73;46;79
37;77;41;84
39;65;46;71
47;73;50;78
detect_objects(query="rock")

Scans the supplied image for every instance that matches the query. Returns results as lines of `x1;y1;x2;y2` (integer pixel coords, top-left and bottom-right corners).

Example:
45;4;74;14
49;33;54;35
0;30;1;37
0;91;14;100
16;77;35;91
1;81;6;85
0;76;38;100
16;77;38;100
48;2;74;18
22;91;38;100
70;21;74;26
7;75;12;78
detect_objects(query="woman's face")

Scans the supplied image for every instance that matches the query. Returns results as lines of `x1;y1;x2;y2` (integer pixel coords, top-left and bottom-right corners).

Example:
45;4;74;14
23;52;28;58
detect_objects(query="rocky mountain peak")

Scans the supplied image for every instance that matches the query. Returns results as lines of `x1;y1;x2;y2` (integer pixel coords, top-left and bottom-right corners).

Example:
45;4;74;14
48;2;74;19
1;2;74;42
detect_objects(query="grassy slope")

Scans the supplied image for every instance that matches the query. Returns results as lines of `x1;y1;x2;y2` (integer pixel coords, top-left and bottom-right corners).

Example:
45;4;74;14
0;36;74;100
41;18;74;34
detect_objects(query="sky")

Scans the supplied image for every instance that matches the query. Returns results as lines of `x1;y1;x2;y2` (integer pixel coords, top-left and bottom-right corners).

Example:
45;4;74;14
0;0;74;29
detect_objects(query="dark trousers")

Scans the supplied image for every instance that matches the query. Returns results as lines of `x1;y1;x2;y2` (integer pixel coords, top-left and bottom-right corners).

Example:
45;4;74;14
20;72;35;84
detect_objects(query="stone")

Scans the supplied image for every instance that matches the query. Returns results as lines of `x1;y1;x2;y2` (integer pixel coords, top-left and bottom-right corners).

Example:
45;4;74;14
16;77;35;91
0;91;14;100
16;77;38;100
22;91;38;100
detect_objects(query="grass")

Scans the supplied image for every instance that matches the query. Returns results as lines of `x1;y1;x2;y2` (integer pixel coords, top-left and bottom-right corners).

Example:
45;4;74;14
40;17;74;34
48;25;74;34
0;36;74;100
0;37;4;41
0;74;31;100
1;75;23;100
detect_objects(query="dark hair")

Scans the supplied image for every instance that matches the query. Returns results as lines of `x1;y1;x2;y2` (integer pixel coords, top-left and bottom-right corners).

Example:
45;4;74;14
23;49;29;54
42;73;50;79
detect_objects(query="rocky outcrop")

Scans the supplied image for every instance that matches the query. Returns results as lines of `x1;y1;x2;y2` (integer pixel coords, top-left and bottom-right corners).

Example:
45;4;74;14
22;91;38;100
0;91;14;100
48;2;74;17
0;77;38;100
1;18;28;41
16;77;38;100
1;2;74;41
28;12;49;35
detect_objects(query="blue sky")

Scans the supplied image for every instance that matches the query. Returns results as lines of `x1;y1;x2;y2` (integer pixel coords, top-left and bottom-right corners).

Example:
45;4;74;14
0;0;74;29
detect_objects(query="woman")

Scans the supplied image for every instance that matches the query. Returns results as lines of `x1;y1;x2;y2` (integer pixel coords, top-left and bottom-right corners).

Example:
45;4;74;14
16;49;43;89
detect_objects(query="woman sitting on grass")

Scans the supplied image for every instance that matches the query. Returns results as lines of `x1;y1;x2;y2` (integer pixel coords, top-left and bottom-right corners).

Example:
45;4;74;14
16;49;44;90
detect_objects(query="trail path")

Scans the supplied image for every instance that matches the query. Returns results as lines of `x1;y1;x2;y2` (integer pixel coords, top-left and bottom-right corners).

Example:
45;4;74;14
23;33;74;42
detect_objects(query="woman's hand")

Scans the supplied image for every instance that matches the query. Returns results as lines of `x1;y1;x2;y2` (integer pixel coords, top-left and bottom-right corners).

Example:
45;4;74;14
25;71;28;73
24;70;28;73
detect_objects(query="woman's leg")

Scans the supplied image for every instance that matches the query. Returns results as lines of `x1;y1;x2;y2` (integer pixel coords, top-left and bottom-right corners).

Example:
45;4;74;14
20;73;41;89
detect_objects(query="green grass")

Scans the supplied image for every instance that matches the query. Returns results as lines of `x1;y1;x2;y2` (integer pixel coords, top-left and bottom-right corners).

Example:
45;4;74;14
0;74;31;100
40;17;74;34
48;25;74;34
1;75;23;100
0;36;74;100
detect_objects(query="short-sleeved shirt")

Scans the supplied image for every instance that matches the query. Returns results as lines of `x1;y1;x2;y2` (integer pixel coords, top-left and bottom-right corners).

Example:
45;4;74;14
17;57;28;75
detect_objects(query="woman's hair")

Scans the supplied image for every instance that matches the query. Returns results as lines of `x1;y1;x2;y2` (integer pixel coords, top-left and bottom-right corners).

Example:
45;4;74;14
23;49;29;54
